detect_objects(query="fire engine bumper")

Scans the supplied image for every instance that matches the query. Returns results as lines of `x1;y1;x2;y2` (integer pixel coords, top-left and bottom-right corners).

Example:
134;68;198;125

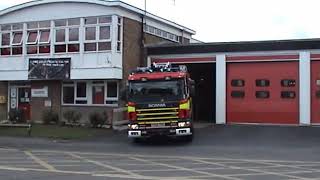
128;128;192;138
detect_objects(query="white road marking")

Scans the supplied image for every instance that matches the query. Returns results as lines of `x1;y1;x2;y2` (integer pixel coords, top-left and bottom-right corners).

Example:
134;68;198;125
67;152;151;179
0;148;317;179
130;156;241;180
30;149;320;165
188;158;310;180
24;151;56;171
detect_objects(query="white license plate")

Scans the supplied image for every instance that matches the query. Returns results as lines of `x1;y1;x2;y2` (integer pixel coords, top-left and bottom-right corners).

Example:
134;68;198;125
151;123;165;128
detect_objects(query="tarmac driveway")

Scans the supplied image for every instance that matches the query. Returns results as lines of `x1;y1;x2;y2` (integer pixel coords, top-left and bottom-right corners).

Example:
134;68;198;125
0;125;319;179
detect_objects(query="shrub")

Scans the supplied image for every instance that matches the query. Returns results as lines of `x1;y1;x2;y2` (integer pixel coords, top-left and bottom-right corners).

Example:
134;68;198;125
63;110;82;125
102;111;111;125
42;110;59;125
89;111;108;128
8;109;24;123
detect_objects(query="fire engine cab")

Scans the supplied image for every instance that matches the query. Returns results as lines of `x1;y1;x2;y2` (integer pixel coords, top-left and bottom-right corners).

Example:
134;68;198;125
126;63;194;141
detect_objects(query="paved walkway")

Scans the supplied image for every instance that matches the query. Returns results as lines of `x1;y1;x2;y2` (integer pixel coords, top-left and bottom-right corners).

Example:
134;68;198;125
1;147;320;180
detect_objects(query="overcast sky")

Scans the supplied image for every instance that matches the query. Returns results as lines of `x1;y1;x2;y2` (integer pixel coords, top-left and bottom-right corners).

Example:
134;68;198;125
1;0;320;42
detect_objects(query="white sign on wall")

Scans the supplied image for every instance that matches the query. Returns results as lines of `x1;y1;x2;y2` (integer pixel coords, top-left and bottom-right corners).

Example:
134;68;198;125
44;99;52;107
10;88;17;98
10;99;17;109
31;86;48;97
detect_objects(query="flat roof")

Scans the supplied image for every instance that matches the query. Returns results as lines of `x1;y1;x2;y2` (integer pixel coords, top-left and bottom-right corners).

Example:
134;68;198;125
0;0;195;35
146;38;320;55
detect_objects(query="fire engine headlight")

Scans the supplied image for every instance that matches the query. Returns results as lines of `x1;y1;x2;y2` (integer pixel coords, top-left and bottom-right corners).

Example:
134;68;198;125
130;124;139;129
178;122;186;127
178;122;191;127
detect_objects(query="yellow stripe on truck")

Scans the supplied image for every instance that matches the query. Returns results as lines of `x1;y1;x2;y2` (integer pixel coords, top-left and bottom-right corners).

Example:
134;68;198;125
128;106;136;112
138;120;178;124
179;100;190;110
137;116;179;121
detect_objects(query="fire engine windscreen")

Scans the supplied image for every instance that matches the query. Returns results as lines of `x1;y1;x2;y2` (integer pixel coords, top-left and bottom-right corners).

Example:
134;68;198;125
128;79;185;102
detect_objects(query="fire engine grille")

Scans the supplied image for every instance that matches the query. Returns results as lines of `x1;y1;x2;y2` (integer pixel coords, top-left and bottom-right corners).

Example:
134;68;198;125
136;107;179;121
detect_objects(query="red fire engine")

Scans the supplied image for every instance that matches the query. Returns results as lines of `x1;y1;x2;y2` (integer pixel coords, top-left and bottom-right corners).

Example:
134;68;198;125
126;63;194;141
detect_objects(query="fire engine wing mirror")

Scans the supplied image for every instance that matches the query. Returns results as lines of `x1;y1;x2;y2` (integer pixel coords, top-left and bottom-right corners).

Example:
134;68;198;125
189;79;196;97
120;86;128;101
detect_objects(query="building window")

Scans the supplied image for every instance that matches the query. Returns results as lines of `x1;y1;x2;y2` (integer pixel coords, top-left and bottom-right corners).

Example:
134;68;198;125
256;79;270;87
231;79;245;87
231;91;245;98
99;26;110;40
55;19;67;27
144;25;179;42
27;31;38;44
63;86;75;104
27;46;38;54
25;21;52;54
76;82;87;98
39;30;50;43
75;82;88;104
85;27;96;40
85;17;98;25
12;32;23;45
98;42;111;51
84;16;112;52
117;17;122;52
0;48;10;56
54;18;80;54
55;29;66;43
281;79;296;87
2;33;11;46
62;81;119;106
69;28;79;42
256;91;270;99
107;82;118;98
84;43;97;51
12;47;22;55
281;91;296;99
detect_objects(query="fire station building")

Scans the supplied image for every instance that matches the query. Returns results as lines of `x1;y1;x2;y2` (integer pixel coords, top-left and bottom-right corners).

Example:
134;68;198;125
0;0;194;122
147;40;320;126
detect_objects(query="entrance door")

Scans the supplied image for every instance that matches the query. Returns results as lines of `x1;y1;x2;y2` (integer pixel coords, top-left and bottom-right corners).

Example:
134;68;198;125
18;88;31;121
311;60;320;124
186;63;216;122
227;61;299;124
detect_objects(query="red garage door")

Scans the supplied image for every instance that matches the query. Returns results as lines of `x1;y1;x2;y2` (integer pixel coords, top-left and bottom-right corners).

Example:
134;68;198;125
311;59;320;124
227;61;299;124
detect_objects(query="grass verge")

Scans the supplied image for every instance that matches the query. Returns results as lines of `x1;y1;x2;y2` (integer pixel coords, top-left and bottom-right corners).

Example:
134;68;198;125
0;124;111;140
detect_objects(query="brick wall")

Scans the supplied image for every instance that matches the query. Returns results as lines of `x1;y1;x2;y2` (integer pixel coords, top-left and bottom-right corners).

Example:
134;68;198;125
144;33;173;45
122;17;143;87
30;81;61;122
122;17;180;83
0;82;8;120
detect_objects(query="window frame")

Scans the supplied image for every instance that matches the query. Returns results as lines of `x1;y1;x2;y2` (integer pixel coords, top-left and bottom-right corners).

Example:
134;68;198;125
39;29;51;44
62;81;119;106
62;83;75;104
84;16;112;53
26;30;39;45
105;81;119;101
11;31;23;46
54;19;80;54
1;32;11;47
